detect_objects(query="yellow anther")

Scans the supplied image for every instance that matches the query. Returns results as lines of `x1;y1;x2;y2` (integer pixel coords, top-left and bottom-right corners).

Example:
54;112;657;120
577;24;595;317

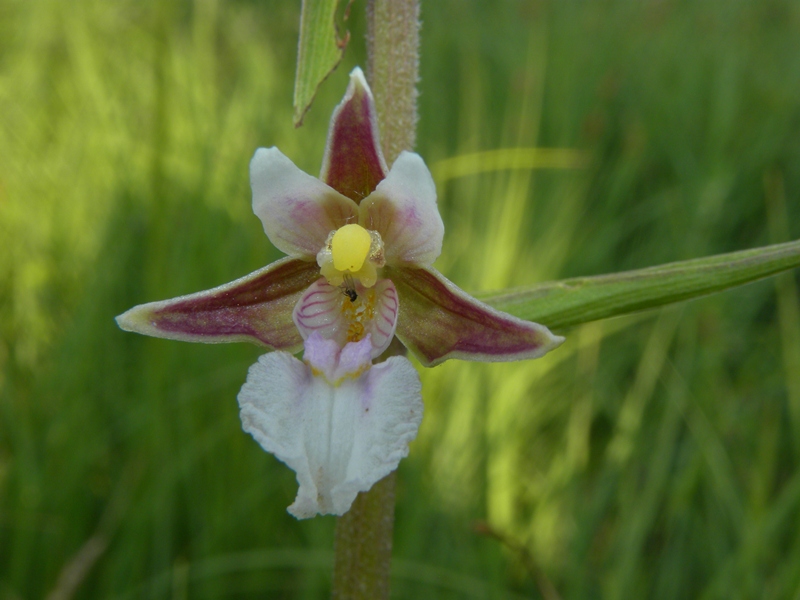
331;224;371;273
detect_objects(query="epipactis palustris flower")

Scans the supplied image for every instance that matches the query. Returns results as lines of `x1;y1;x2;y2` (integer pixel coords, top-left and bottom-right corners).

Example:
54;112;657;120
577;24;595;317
116;67;563;366
116;67;564;518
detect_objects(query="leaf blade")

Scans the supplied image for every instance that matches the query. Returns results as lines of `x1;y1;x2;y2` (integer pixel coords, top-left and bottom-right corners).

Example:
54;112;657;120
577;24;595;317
478;240;800;331
294;0;348;126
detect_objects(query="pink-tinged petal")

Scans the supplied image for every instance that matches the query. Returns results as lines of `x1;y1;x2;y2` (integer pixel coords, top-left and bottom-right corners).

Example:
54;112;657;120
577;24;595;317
359;151;443;267
251;147;359;257
301;332;374;383
301;332;342;382
293;278;399;359
320;67;388;203
387;266;565;367
335;335;374;380
115;257;320;351
238;348;422;518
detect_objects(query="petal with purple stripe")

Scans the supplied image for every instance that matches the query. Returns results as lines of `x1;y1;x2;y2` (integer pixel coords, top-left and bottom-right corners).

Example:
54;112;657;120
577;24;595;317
293;278;399;359
115;257;320;351
388;266;565;366
320;67;388;203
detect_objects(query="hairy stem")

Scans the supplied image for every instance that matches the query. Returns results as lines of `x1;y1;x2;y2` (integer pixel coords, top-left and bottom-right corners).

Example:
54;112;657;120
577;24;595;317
332;473;397;599
330;2;420;598
366;0;420;163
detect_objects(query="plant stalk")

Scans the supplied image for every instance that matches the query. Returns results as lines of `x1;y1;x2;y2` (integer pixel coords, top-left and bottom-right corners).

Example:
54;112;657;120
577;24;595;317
332;472;397;599
331;1;420;598
366;0;420;165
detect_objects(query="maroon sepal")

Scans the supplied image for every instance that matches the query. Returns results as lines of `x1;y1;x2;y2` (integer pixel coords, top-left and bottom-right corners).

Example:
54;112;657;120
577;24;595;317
388;266;564;367
116;258;320;352
320;68;388;203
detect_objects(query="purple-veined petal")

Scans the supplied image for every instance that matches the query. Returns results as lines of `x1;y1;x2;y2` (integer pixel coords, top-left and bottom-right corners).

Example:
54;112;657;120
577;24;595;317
115;257;319;351
320;67;388;203
387;266;565;367
251;147;359;257
238;337;423;519
359;151;443;268
292;278;399;359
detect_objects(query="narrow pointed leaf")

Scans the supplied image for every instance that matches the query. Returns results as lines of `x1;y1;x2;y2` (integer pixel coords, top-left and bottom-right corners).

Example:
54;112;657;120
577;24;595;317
478;239;800;331
294;0;349;126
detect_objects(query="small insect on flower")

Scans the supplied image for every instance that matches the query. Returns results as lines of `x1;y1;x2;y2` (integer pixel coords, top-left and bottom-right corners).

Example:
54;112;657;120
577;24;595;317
341;274;358;303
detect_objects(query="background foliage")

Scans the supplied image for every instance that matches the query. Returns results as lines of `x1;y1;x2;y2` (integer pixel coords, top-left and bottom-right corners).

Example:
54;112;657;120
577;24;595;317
2;0;800;598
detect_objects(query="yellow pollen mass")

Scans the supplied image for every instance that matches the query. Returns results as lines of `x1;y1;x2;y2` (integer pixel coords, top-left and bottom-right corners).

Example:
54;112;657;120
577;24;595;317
331;224;371;273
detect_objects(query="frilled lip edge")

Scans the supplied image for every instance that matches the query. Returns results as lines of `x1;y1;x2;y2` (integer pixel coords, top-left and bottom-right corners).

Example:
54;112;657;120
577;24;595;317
237;334;423;518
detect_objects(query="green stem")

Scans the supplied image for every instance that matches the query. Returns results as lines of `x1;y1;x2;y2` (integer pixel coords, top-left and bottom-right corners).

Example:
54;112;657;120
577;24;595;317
366;0;420;165
332;473;396;599
330;2;419;598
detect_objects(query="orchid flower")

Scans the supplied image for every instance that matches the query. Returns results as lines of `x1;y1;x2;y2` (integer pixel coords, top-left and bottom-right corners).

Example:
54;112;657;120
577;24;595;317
115;66;564;518
116;67;564;367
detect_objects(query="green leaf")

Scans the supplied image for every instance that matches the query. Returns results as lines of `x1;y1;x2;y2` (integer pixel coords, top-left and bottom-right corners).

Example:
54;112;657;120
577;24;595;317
294;0;349;126
478;240;800;331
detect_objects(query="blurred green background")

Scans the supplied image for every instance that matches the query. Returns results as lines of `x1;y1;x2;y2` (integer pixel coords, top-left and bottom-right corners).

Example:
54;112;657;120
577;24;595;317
2;0;800;598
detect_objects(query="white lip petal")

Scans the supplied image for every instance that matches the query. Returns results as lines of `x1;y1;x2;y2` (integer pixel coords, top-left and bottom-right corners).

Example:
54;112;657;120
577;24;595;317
359;151;444;267
292;278;400;360
237;345;423;519
250;147;359;257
